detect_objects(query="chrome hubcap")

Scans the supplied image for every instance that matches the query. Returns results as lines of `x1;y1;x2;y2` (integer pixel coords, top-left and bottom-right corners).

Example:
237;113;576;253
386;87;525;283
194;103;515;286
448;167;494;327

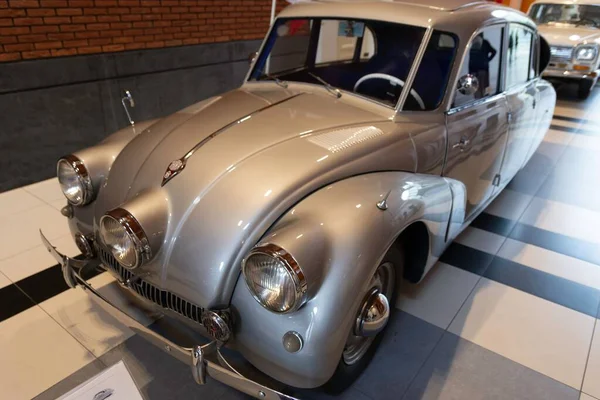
342;261;394;365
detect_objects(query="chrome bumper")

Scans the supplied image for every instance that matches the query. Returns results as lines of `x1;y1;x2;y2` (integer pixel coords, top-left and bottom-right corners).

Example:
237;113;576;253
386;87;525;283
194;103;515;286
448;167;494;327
40;231;297;400
543;68;598;80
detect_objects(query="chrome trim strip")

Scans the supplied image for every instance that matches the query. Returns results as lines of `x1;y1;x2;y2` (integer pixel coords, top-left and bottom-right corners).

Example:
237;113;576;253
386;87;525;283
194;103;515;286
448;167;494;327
396;26;433;112
161;93;304;186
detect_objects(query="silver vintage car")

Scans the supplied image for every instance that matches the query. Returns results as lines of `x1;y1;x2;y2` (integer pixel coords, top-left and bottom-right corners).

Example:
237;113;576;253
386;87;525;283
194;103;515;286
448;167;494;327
41;1;556;399
528;0;600;98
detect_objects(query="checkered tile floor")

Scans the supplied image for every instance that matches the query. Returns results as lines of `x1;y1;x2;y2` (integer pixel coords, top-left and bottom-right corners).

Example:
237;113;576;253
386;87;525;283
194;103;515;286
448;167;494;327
1;86;600;400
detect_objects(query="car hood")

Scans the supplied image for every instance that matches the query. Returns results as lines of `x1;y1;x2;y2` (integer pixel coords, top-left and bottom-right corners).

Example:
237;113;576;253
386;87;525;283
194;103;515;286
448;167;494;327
95;86;421;308
538;23;600;47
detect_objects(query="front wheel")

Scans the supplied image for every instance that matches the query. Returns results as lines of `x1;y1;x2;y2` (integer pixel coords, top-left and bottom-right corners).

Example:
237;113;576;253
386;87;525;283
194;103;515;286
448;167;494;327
323;245;404;394
578;79;594;100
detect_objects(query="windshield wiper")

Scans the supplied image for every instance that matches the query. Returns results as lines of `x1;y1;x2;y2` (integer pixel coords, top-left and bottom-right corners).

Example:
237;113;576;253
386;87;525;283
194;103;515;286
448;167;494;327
261;73;288;88
308;72;342;98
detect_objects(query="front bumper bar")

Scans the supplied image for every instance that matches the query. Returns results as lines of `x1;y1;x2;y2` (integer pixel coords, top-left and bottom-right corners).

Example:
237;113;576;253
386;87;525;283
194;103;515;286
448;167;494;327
41;231;297;400
543;68;598;80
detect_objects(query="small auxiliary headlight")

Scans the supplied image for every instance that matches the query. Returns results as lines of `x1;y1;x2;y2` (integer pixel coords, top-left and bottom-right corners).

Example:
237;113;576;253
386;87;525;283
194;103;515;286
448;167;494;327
57;155;94;206
99;208;151;269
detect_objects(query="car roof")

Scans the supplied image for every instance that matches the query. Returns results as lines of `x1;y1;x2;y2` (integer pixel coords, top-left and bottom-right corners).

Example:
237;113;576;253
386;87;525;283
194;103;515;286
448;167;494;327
280;0;536;36
531;0;600;5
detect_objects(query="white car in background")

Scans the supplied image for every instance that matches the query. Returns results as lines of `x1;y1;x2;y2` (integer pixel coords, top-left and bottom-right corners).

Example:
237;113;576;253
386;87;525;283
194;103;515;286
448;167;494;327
529;0;600;99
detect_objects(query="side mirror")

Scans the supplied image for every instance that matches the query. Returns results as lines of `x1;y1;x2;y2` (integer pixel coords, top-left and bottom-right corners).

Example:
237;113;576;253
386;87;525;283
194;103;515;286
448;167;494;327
248;51;258;64
457;74;479;96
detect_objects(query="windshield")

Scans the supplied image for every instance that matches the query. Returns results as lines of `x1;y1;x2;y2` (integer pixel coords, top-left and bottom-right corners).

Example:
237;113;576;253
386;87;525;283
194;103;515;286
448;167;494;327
529;4;600;28
249;18;457;110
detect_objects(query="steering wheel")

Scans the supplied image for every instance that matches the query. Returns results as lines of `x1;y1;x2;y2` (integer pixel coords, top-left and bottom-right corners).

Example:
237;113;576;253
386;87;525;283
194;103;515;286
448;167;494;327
354;73;425;110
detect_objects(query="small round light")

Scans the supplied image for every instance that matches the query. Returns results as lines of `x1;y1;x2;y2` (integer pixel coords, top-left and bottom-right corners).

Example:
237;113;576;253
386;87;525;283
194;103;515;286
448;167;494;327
283;331;303;353
242;244;307;313
57;155;93;206
99;208;150;269
74;233;95;258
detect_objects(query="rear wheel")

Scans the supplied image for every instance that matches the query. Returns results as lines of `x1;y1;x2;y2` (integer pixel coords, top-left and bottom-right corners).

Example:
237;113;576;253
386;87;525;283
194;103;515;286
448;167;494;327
323;245;404;394
578;79;594;100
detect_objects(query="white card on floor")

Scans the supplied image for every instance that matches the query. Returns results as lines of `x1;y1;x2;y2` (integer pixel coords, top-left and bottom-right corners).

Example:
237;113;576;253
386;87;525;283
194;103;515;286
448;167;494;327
57;360;143;400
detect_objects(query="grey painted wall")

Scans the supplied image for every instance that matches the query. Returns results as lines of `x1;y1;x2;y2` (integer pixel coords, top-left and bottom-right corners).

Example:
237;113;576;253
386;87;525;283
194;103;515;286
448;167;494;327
0;39;261;193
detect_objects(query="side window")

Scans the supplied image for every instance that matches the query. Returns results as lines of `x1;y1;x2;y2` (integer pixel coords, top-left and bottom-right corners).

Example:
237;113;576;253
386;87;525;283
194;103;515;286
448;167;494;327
316;20;374;64
453;25;504;108
405;31;458;111
506;25;534;87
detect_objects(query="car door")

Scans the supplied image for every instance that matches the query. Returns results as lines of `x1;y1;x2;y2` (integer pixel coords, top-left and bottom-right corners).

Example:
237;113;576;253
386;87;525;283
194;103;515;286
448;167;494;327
498;24;538;187
444;24;509;220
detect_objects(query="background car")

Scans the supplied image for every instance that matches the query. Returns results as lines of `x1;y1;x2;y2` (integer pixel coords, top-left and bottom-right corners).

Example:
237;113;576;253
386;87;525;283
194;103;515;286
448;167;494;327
528;0;600;99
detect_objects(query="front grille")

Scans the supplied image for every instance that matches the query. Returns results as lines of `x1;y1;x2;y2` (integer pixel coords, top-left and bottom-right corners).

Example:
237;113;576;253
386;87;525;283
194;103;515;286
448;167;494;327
550;46;573;61
98;247;204;324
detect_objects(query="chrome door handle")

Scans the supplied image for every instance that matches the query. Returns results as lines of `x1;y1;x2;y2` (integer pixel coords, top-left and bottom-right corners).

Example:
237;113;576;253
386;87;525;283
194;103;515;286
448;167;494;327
452;137;470;151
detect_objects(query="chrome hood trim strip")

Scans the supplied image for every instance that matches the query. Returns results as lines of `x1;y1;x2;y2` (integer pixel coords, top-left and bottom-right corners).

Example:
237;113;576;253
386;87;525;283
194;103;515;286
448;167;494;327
161;93;304;186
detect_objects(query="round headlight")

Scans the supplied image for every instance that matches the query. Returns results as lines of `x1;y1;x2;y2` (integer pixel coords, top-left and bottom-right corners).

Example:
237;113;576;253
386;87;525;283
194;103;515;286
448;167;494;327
99;208;150;269
57;155;93;206
576;46;598;61
242;244;307;313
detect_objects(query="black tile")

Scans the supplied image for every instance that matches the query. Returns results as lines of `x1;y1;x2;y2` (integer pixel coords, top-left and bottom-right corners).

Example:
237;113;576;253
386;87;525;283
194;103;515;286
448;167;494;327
549;124;600;136
510;223;600;266
403;332;579;400
14;265;70;304
0;284;36;322
351;310;444;400
439;242;495;275
552;114;589;124
484;257;600;317
471;212;516;237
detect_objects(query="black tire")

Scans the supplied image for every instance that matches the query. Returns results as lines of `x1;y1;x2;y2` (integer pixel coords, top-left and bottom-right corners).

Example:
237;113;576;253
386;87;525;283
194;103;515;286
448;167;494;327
578;79;594;100
322;244;405;395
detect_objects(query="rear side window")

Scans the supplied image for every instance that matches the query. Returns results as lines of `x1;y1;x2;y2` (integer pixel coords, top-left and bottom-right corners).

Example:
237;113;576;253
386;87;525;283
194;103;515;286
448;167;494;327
506;25;534;87
405;31;458;111
453;25;504;108
316;20;376;64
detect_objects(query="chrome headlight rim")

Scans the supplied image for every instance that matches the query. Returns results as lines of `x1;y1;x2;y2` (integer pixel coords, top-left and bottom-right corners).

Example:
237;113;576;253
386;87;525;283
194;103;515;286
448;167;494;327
99;208;151;270
57;155;93;206
242;243;308;314
575;45;598;62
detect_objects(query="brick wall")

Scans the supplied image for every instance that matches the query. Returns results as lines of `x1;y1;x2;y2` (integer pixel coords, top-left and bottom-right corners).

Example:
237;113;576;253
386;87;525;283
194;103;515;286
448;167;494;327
0;0;287;62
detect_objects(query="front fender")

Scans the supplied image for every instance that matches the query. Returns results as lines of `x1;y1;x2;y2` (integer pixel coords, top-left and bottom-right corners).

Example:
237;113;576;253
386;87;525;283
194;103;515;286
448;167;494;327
230;171;456;388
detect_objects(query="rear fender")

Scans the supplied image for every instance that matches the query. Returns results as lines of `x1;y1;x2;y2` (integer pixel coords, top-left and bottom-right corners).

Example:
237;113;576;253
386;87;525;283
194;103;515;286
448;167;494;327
230;171;459;388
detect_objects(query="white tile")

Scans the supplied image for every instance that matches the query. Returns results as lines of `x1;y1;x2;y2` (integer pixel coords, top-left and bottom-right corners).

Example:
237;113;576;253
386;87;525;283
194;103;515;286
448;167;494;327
583;324;600;399
449;278;595;389
581;392;600;400
0;271;11;289
49;198;67;212
519;197;600;244
455;226;506;255
0;188;45;219
569;135;600;152
498;238;600;290
485;189;533;222
40;273;155;358
0;235;78;283
0;306;95;400
543;128;575;147
0;204;71;261
23;178;64;204
396;262;480;329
